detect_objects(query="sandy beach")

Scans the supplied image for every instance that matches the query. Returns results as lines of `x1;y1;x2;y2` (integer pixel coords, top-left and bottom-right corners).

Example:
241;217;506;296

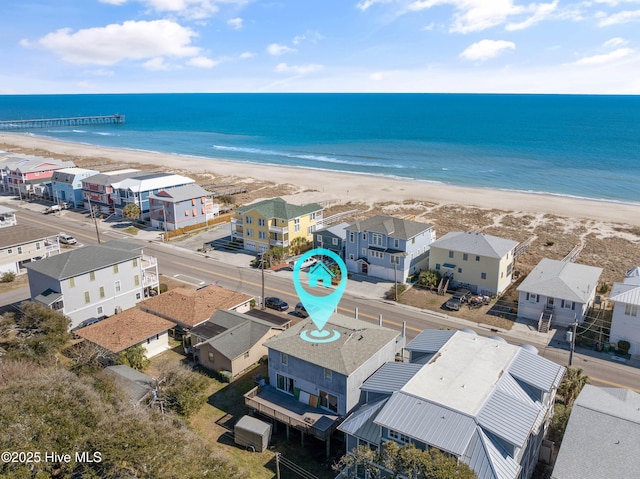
2;131;639;286
2;132;639;226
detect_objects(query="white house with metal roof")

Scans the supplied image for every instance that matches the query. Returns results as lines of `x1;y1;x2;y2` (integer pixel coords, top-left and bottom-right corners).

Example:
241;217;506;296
26;240;159;329
517;258;602;329
339;329;565;479
113;173;195;219
244;314;404;456
609;267;640;357
552;385;640;479
428;231;519;295
148;184;218;231
345;215;435;282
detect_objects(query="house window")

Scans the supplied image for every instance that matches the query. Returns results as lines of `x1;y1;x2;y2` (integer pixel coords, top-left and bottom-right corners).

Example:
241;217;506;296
316;234;323;243
276;374;294;394
115;280;121;293
99;286;105;298
481;272;487;279
362;233;367;241
245;228;253;237
371;233;383;246
507;262;513;275
463;253;468;261
625;304;638;316
133;258;138;267
389;430;411;444
294;218;300;233
134;275;140;286
310;212;316;220
97;306;103;316
281;352;288;365
362;248;367;256
69;277;75;288
448;251;454;258
349;232;355;243
136;292;141;300
319;390;338;413
113;264;119;274
192;198;196;206
208;352;215;363
324;368;332;381
84;291;90;304
390;255;400;264
435;263;440;270
458;268;462;273
7;249;12;254
394;239;399;248
245;216;253;225
349;254;354;260
308;225;316;234
258;231;266;240
527;293;538;303
562;300;574;309
371;250;384;259
258;218;265;227
192;208;197;216
332;238;338;246
17;246;22;254
184;210;190;216
36;242;41;250
244;351;250;359
90;271;96;281
476;256;480;261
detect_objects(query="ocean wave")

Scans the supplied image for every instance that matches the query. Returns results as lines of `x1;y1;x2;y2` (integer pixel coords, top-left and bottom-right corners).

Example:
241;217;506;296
212;144;407;169
93;132;114;136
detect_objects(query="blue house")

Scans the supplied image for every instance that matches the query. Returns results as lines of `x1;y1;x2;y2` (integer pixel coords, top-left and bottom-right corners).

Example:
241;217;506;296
244;314;404;456
314;222;348;258
149;184;218;231
344;215;435;282
51;168;99;208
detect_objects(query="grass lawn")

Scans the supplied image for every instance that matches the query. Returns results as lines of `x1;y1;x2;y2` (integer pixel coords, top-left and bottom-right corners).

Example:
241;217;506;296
123;225;140;235
149;350;337;479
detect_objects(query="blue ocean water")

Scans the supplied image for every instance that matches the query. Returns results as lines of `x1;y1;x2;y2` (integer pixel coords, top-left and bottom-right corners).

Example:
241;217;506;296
1;93;639;203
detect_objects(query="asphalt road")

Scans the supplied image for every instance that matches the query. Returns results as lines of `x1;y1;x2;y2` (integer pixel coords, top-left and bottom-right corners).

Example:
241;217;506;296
12;205;640;392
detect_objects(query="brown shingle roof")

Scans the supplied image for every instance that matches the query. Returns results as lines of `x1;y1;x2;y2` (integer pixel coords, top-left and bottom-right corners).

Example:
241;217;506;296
75;309;174;353
138;285;253;328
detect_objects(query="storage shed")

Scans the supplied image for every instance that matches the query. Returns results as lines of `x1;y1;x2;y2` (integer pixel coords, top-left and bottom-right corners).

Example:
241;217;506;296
234;415;272;452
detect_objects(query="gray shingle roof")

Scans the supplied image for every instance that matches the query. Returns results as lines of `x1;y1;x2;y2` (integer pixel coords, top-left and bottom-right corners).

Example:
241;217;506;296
238;197;322;220
263;314;400;376
102;365;155;405
552;385;640;479
430;231;518;259
149;184;211;203
82;169;145;186
0;224;57;249
25;240;142;280
517;258;603;303
346;215;433;240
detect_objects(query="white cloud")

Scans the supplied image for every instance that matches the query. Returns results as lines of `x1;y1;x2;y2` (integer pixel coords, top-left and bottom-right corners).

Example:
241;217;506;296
267;43;296;56
598;9;640;26
573;47;634;65
239;51;256;59
604;37;629;47
35;20;200;66
506;0;558;31
275;63;323;74
460;39;516;61
356;0;394;11
292;30;323;45
143;57;172;70
227;17;243;30
187;56;219;68
98;0;250;20
370;72;385;81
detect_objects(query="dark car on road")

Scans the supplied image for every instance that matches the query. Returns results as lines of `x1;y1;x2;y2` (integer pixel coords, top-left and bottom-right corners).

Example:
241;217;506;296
295;302;309;318
265;297;289;311
445;289;471;311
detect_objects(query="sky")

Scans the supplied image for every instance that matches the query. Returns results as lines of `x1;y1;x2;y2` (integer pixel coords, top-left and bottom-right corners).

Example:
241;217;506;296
2;0;640;94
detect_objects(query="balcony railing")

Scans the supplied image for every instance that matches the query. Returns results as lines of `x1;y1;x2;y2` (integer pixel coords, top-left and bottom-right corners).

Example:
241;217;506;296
269;225;289;234
231;217;243;226
141;255;157;268
269;239;290;247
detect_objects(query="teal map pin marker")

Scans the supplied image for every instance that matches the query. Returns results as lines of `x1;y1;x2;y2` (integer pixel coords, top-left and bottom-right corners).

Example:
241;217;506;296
292;248;347;343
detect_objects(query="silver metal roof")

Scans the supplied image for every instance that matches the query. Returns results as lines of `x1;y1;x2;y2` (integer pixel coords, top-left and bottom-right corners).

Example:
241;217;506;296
405;329;456;353
509;348;565;393
430;231;518;259
360;362;423;395
610;281;640;306
462;429;521;479
337;398;388;445
516;258;602;303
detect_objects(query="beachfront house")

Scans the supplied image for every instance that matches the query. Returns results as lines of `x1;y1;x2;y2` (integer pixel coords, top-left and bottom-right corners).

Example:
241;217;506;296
338;329;565;479
609;267;640;357
81;169;143;215
0;205;17;228
231;197;323;253
344;215;435;282
26;240;159;330
192;309;286;379
428;231;519;295
313;222;348;258
112;172;195;219
551;385;640;479
517;258;602;330
0;224;60;275
149;184;218;231
244;314;404;456
51;167;99;208
75;308;174;359
2;156;75;198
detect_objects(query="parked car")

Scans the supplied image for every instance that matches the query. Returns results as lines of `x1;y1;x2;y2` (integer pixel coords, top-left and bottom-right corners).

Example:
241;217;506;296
445;289;471;311
289;256;317;270
265;297;289;311
43;204;65;214
58;232;77;245
295;302;309;318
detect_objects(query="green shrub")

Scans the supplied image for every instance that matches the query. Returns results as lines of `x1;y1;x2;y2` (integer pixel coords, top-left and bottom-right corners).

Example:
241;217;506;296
159;283;168;294
599;282;610;294
618;340;631;355
1;271;16;283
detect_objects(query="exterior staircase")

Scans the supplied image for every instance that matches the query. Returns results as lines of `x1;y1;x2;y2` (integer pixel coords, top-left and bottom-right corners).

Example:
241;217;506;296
538;309;553;333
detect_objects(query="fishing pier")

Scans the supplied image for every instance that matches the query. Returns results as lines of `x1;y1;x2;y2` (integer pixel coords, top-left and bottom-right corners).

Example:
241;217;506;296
0;114;125;130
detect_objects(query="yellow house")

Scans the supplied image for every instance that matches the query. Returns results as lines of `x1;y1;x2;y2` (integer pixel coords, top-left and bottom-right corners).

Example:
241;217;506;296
428;231;519;295
231;197;323;253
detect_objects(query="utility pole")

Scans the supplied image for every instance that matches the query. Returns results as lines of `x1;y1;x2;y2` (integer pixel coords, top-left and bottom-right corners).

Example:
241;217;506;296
87;197;101;244
394;258;398;301
261;250;266;309
568;316;578;366
275;452;281;479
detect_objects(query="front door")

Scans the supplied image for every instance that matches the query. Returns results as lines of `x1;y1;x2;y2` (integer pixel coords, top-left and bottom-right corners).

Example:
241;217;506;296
361;263;368;274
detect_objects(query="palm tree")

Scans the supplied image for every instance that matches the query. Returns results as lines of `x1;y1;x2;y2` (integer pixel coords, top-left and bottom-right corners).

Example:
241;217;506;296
558;366;590;407
290;237;309;256
123;203;141;220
